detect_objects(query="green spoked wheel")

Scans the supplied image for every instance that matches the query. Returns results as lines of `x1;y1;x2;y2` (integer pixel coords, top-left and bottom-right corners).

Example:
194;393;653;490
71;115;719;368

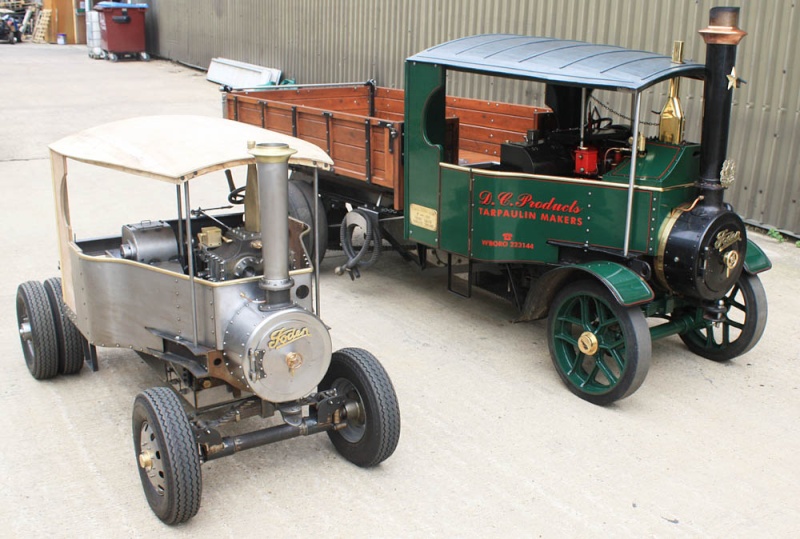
679;274;767;362
548;281;651;405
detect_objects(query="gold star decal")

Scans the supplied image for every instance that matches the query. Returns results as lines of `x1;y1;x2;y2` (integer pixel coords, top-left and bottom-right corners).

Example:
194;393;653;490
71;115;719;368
727;67;740;90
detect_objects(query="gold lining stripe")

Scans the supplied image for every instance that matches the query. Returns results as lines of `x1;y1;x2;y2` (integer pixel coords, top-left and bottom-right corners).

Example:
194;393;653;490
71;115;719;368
653;204;689;290
438;162;695;193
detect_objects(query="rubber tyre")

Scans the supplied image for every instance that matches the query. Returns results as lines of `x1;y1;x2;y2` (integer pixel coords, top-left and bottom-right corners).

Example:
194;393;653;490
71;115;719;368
320;348;400;467
16;281;59;380
548;280;651;405
43;277;84;375
132;387;202;525
288;177;328;263
679;274;767;362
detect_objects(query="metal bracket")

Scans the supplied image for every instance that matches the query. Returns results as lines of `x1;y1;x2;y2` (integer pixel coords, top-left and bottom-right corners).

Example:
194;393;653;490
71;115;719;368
377;120;398;154
364;119;372;182
323;111;333;154
312;389;346;424
145;348;209;379
81;336;99;372
146;327;213;357
367;79;376;117
379;220;415;262
447;253;473;298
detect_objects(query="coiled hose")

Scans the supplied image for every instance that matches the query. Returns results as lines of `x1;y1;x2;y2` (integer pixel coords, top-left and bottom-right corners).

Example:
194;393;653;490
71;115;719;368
335;208;382;279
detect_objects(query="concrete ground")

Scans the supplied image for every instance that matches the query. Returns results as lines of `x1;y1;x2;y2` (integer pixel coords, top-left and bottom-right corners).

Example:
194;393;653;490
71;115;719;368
1;44;799;538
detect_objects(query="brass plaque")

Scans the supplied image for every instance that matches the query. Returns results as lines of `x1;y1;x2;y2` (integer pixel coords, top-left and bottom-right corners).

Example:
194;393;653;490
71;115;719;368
409;203;438;232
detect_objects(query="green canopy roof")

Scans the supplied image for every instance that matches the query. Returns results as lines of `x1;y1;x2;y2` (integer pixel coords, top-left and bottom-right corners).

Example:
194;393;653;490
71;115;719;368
407;34;706;91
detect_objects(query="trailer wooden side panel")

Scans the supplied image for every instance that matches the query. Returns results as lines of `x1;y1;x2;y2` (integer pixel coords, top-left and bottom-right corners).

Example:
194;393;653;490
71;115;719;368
225;84;553;209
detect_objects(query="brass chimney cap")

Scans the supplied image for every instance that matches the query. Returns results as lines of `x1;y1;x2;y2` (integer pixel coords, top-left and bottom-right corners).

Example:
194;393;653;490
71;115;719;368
699;7;747;46
248;142;298;163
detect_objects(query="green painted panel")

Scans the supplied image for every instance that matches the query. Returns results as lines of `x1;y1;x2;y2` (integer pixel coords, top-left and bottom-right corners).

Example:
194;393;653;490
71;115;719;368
467;172;653;262
604;142;701;189
438;166;471;256
582;184;653;253
574;261;654;305
744;238;772;274
404;61;446;248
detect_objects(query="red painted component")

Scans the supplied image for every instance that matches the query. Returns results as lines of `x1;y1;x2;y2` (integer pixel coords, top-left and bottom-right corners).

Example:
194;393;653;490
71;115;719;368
95;4;147;54
574;146;599;175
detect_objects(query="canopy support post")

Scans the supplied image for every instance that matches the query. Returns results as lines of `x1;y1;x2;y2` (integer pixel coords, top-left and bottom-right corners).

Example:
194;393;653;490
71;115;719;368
182;183;199;347
623;92;642;258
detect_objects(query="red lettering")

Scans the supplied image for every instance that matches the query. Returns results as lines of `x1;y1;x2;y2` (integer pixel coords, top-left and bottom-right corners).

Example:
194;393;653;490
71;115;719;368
498;192;514;206
477;191;581;220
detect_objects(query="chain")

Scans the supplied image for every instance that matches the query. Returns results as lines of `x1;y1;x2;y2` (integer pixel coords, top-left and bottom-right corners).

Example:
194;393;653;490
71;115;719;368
589;96;660;126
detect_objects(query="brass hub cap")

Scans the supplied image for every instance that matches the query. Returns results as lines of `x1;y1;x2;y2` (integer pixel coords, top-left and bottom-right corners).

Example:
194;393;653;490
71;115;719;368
578;331;599;356
138;451;153;471
138;422;166;494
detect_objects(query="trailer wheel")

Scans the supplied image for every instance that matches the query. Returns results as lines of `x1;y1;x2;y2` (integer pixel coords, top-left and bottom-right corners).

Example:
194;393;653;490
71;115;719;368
132;387;202;525
16;281;59;380
43;277;84;375
320;348;400;467
288;177;328;263
679;274;767;362
548;280;651;405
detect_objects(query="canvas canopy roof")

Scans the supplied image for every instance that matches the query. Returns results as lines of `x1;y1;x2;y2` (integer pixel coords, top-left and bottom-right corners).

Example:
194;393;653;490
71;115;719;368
49;115;333;184
407;34;706;92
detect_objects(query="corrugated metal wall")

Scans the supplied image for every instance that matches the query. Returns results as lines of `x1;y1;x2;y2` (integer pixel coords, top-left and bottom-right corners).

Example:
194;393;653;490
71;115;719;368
144;0;799;234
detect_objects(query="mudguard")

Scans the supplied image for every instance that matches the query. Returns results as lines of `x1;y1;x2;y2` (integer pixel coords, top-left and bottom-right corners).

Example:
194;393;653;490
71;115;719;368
743;238;772;274
520;261;653;321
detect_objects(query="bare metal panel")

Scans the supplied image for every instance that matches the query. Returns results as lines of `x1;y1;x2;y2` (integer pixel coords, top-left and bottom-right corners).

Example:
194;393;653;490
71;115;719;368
144;0;799;234
71;249;313;351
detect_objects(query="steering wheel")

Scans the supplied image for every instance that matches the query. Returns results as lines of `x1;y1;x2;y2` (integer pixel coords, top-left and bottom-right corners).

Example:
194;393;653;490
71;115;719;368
589;111;613;132
227;186;247;205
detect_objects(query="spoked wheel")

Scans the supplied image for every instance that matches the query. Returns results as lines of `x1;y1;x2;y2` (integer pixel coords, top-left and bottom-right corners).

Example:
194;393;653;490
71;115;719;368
43;277;84;375
678;274;767;362
132;387;202;525
319;348;400;467
288;177;328;263
548;280;651;405
16;281;59;380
